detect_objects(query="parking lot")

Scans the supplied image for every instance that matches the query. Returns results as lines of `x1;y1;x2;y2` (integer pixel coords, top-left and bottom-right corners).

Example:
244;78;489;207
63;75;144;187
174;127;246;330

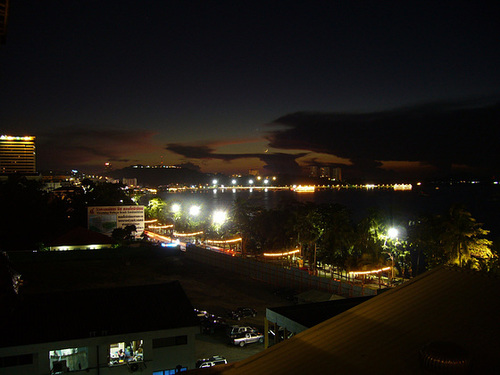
15;248;294;366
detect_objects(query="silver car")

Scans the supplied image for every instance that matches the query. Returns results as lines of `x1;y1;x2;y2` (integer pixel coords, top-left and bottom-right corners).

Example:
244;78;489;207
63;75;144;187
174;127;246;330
232;332;264;347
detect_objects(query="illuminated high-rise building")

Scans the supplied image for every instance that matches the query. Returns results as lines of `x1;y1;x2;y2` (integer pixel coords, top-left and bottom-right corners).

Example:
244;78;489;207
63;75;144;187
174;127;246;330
0;0;9;45
0;135;37;174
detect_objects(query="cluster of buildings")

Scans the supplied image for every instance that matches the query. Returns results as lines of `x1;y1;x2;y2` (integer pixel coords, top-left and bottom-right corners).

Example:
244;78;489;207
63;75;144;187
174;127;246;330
309;165;342;181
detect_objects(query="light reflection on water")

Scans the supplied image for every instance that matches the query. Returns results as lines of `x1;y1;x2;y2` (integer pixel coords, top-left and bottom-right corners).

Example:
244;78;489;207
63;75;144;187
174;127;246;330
160;185;500;236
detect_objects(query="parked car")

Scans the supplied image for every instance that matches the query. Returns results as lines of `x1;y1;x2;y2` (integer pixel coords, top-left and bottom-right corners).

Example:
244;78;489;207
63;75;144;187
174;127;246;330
232;332;264;347
200;314;228;334
229;307;257;320
196;355;227;368
195;308;227;334
226;325;257;338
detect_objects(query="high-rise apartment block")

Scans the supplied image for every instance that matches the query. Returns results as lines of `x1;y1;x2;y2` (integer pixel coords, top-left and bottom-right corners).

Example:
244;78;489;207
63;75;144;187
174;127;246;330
310;166;342;181
0;0;9;45
0;135;37;174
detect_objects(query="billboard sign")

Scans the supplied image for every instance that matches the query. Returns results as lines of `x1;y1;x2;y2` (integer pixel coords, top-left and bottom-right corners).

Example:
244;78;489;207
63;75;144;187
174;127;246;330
88;205;145;238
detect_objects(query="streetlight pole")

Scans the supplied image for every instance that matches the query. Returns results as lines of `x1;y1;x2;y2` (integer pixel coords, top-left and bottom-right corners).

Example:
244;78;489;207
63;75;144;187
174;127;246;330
383;227;398;285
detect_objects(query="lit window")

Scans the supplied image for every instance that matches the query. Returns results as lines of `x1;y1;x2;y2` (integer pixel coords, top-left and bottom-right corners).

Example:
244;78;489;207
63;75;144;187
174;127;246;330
109;340;143;366
49;347;88;373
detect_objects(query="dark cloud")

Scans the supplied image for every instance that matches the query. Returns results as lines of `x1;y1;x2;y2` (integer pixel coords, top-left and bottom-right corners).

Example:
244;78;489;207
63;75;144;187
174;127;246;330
166;143;306;175
268;98;500;179
37;127;158;172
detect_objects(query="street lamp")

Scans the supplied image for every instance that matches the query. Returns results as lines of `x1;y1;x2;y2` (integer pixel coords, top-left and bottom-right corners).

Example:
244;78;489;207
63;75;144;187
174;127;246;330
171;203;181;213
388;227;398;239
384;227;399;284
189;205;201;217
212;210;227;226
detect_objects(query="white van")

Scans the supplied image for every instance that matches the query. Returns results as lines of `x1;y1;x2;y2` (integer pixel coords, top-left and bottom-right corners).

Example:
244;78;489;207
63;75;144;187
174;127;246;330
196;355;227;368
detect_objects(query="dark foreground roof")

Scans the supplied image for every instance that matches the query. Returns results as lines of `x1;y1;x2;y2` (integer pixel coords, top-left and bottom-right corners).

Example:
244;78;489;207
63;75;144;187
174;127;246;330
194;267;500;374
0;281;198;348
268;295;373;329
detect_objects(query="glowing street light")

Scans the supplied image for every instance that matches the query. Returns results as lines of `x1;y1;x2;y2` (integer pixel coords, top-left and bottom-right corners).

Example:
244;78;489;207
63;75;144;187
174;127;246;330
212;179;218;185
388;227;399;239
231;179;237;185
384;227;399;284
189;205;201;217
264;179;269;184
249;179;254;185
171;203;181;213
212;210;227;226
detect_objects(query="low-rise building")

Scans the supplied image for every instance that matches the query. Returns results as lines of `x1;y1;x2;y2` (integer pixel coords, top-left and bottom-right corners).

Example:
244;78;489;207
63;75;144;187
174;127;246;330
0;281;199;374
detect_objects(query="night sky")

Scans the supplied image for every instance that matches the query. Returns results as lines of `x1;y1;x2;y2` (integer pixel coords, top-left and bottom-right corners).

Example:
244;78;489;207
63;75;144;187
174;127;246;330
1;1;499;181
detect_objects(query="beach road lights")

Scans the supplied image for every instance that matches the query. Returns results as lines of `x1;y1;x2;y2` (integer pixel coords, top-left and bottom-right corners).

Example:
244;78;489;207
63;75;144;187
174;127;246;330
189;205;201;217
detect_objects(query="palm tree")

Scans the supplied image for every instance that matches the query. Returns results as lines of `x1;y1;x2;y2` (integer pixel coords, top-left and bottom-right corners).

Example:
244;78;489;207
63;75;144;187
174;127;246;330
229;198;261;255
293;203;323;268
315;203;354;272
352;208;385;269
439;204;492;268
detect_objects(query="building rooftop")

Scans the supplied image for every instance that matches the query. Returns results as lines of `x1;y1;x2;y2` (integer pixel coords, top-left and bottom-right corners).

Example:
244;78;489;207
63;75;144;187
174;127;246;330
0;281;199;347
195;266;500;374
268;295;373;330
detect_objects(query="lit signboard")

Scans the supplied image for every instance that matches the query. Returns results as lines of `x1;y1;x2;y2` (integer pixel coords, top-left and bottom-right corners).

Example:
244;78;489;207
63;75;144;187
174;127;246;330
88;206;145;238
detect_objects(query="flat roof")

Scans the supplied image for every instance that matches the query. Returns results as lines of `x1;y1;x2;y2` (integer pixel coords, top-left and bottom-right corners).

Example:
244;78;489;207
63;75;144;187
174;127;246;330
267;295;373;330
0;281;199;347
199;267;500;374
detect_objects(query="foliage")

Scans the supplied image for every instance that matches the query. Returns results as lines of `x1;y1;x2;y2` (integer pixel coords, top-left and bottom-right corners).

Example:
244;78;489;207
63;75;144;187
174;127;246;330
145;197;167;221
408;204;493;271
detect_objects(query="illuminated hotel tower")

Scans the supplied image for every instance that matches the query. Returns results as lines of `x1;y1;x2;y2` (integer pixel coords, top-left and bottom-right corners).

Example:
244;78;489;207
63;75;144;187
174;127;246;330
0;135;37;174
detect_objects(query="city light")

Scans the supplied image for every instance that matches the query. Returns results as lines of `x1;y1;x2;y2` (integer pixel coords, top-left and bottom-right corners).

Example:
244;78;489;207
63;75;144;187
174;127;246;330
212;210;227;226
171;203;181;213
348;267;391;276
148;225;174;229
263;249;300;257
173;231;204;237
388;227;399;239
292;185;315;192
189;205;201;216
206;238;242;244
